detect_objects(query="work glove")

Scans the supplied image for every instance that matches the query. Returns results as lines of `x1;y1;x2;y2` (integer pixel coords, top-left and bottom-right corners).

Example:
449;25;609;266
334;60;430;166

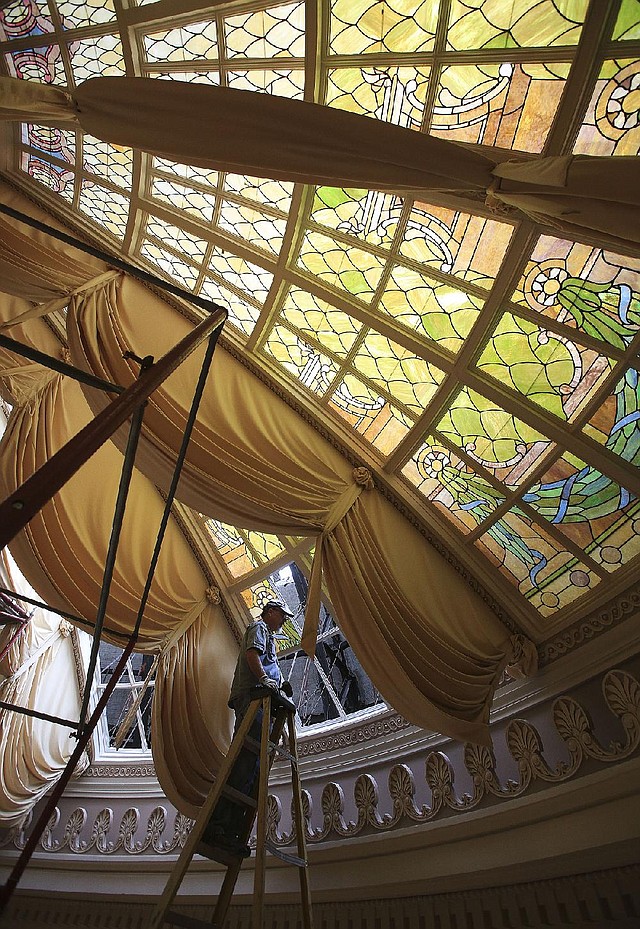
280;680;294;698
259;675;279;690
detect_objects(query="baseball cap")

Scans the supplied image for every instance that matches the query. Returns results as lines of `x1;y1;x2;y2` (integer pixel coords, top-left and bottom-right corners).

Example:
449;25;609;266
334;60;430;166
262;600;293;617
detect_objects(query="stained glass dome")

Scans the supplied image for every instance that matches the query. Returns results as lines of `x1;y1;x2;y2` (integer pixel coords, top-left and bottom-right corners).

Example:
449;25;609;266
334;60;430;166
1;0;639;719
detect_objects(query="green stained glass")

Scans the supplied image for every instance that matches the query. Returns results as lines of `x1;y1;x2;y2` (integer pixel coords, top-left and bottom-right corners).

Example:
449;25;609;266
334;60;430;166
329;373;412;454
523;453;640;572
574;59;640;157
437;386;552;485
430;62;569;152
326;66;430;125
330;0;439;55
218;201;286;255
69;34;125;83
143;21;217;63
281;288;361;357
297;231;385;299
199;278;261;336
476;312;613;422
246;530;287;563
145;215;208;263
22;153;74;202
400;206;513;285
225;175;293;212
22;125;76;163
224;3;305;58
447;0;588;51
207;249;273;301
227;69;304;97
613;0;640;41
378;266;482;352
311;188;400;248
140;240;198;289
582;367;640;472
82;135;132;190
153;157;218;188
514;237;640;349
403;436;504;533
353;333;444;412
206;518;287;578
78;181;128;239
262;324;340;396
475;508;600;614
151;177;217;224
57;0;116;29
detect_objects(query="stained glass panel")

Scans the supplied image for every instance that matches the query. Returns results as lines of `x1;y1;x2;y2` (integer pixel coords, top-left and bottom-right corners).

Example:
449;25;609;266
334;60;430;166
352;333;444;413
0;0;53;41
574;59;640;157
326;66;430;126
69;34;125;83
199;278;261;336
523;452;640;572
21;152;74;202
430;62;569;152
151;177;217;224
139;240;198;289
262;324;340;396
57;0;117;29
403;436;505;533
613;0;640;41
330;0;439;55
153;157;218;188
207;249;273;302
143;21;218;63
224;3;305;58
514;236;640;350
78;181;129;239
226;68;304;97
217;201;286;255
436;386;554;487
150;70;219;85
7;45;64;83
224;175;293;213
581;367;640;475
378;266;483;353
475;312;613;422
297;231;386;299
328;373;412;454
281;287;361;357
475;507;600;615
205;519;286;578
400;206;513;285
311;188;401;249
446;0;588;51
82;135;132;189
22;124;76;163
145;215;208;263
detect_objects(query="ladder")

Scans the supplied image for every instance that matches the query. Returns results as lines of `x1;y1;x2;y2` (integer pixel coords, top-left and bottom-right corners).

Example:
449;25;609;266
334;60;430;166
149;687;313;929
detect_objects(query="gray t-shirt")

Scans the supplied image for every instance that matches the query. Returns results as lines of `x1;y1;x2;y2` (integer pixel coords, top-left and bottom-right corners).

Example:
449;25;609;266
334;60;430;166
228;619;280;708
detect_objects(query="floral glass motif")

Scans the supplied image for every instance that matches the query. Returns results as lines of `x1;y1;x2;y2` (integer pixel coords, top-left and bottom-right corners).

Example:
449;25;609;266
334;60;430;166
57;0;117;29
0;0;52;42
205;518;286;578
224;3;305;58
21;152;74;202
400;206;514;285
377;266;483;354
446;0;588;51
68;34;125;83
199;278;261;336
475;312;614;423
263;324;341;398
574;58;640;157
297;230;386;300
329;0;439;55
514;237;640;350
581;367;640;472
523;452;640;573
82;135;132;190
475;507;600;615
311;188;402;250
22;124;76;163
281;287;361;358
226;68;304;97
217;201;287;256
429;62;570;152
326;66;430;126
143;21;218;64
78;181;129;238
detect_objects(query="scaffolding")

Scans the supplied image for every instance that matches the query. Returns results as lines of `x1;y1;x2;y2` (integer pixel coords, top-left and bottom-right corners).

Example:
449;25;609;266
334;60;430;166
0;206;227;912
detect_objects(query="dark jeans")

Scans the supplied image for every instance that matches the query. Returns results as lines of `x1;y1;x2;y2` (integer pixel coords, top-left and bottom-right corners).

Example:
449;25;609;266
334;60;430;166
203;699;263;841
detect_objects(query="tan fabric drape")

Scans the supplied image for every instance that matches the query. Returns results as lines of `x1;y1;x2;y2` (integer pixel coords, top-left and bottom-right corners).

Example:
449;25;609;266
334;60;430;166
2;75;639;255
0;183;526;748
0;551;88;827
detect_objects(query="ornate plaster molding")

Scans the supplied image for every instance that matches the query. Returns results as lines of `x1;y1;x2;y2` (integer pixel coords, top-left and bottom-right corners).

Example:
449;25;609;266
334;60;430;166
3;667;638;856
298;712;410;757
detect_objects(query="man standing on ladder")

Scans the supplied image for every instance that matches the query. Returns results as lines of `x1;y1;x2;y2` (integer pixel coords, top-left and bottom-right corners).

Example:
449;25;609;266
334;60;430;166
198;600;293;859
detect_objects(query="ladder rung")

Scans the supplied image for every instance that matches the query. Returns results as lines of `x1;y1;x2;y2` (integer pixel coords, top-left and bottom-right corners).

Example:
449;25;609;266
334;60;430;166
165;910;218;929
265;840;307;868
221;783;257;808
244;736;298;766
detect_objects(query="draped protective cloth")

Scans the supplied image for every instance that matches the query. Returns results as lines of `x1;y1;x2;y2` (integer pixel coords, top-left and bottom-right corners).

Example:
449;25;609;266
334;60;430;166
0;550;88;827
2;74;640;256
0;183;530;748
0;309;238;813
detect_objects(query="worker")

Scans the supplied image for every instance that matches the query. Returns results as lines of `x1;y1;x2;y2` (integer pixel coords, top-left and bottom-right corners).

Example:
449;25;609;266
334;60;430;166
198;600;292;858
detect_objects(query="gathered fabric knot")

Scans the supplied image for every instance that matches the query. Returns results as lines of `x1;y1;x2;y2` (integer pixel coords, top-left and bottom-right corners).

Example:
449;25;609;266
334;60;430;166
206;585;221;605
60;347;72;364
58;619;72;637
0;269;122;333
352;466;374;490
506;634;538;679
